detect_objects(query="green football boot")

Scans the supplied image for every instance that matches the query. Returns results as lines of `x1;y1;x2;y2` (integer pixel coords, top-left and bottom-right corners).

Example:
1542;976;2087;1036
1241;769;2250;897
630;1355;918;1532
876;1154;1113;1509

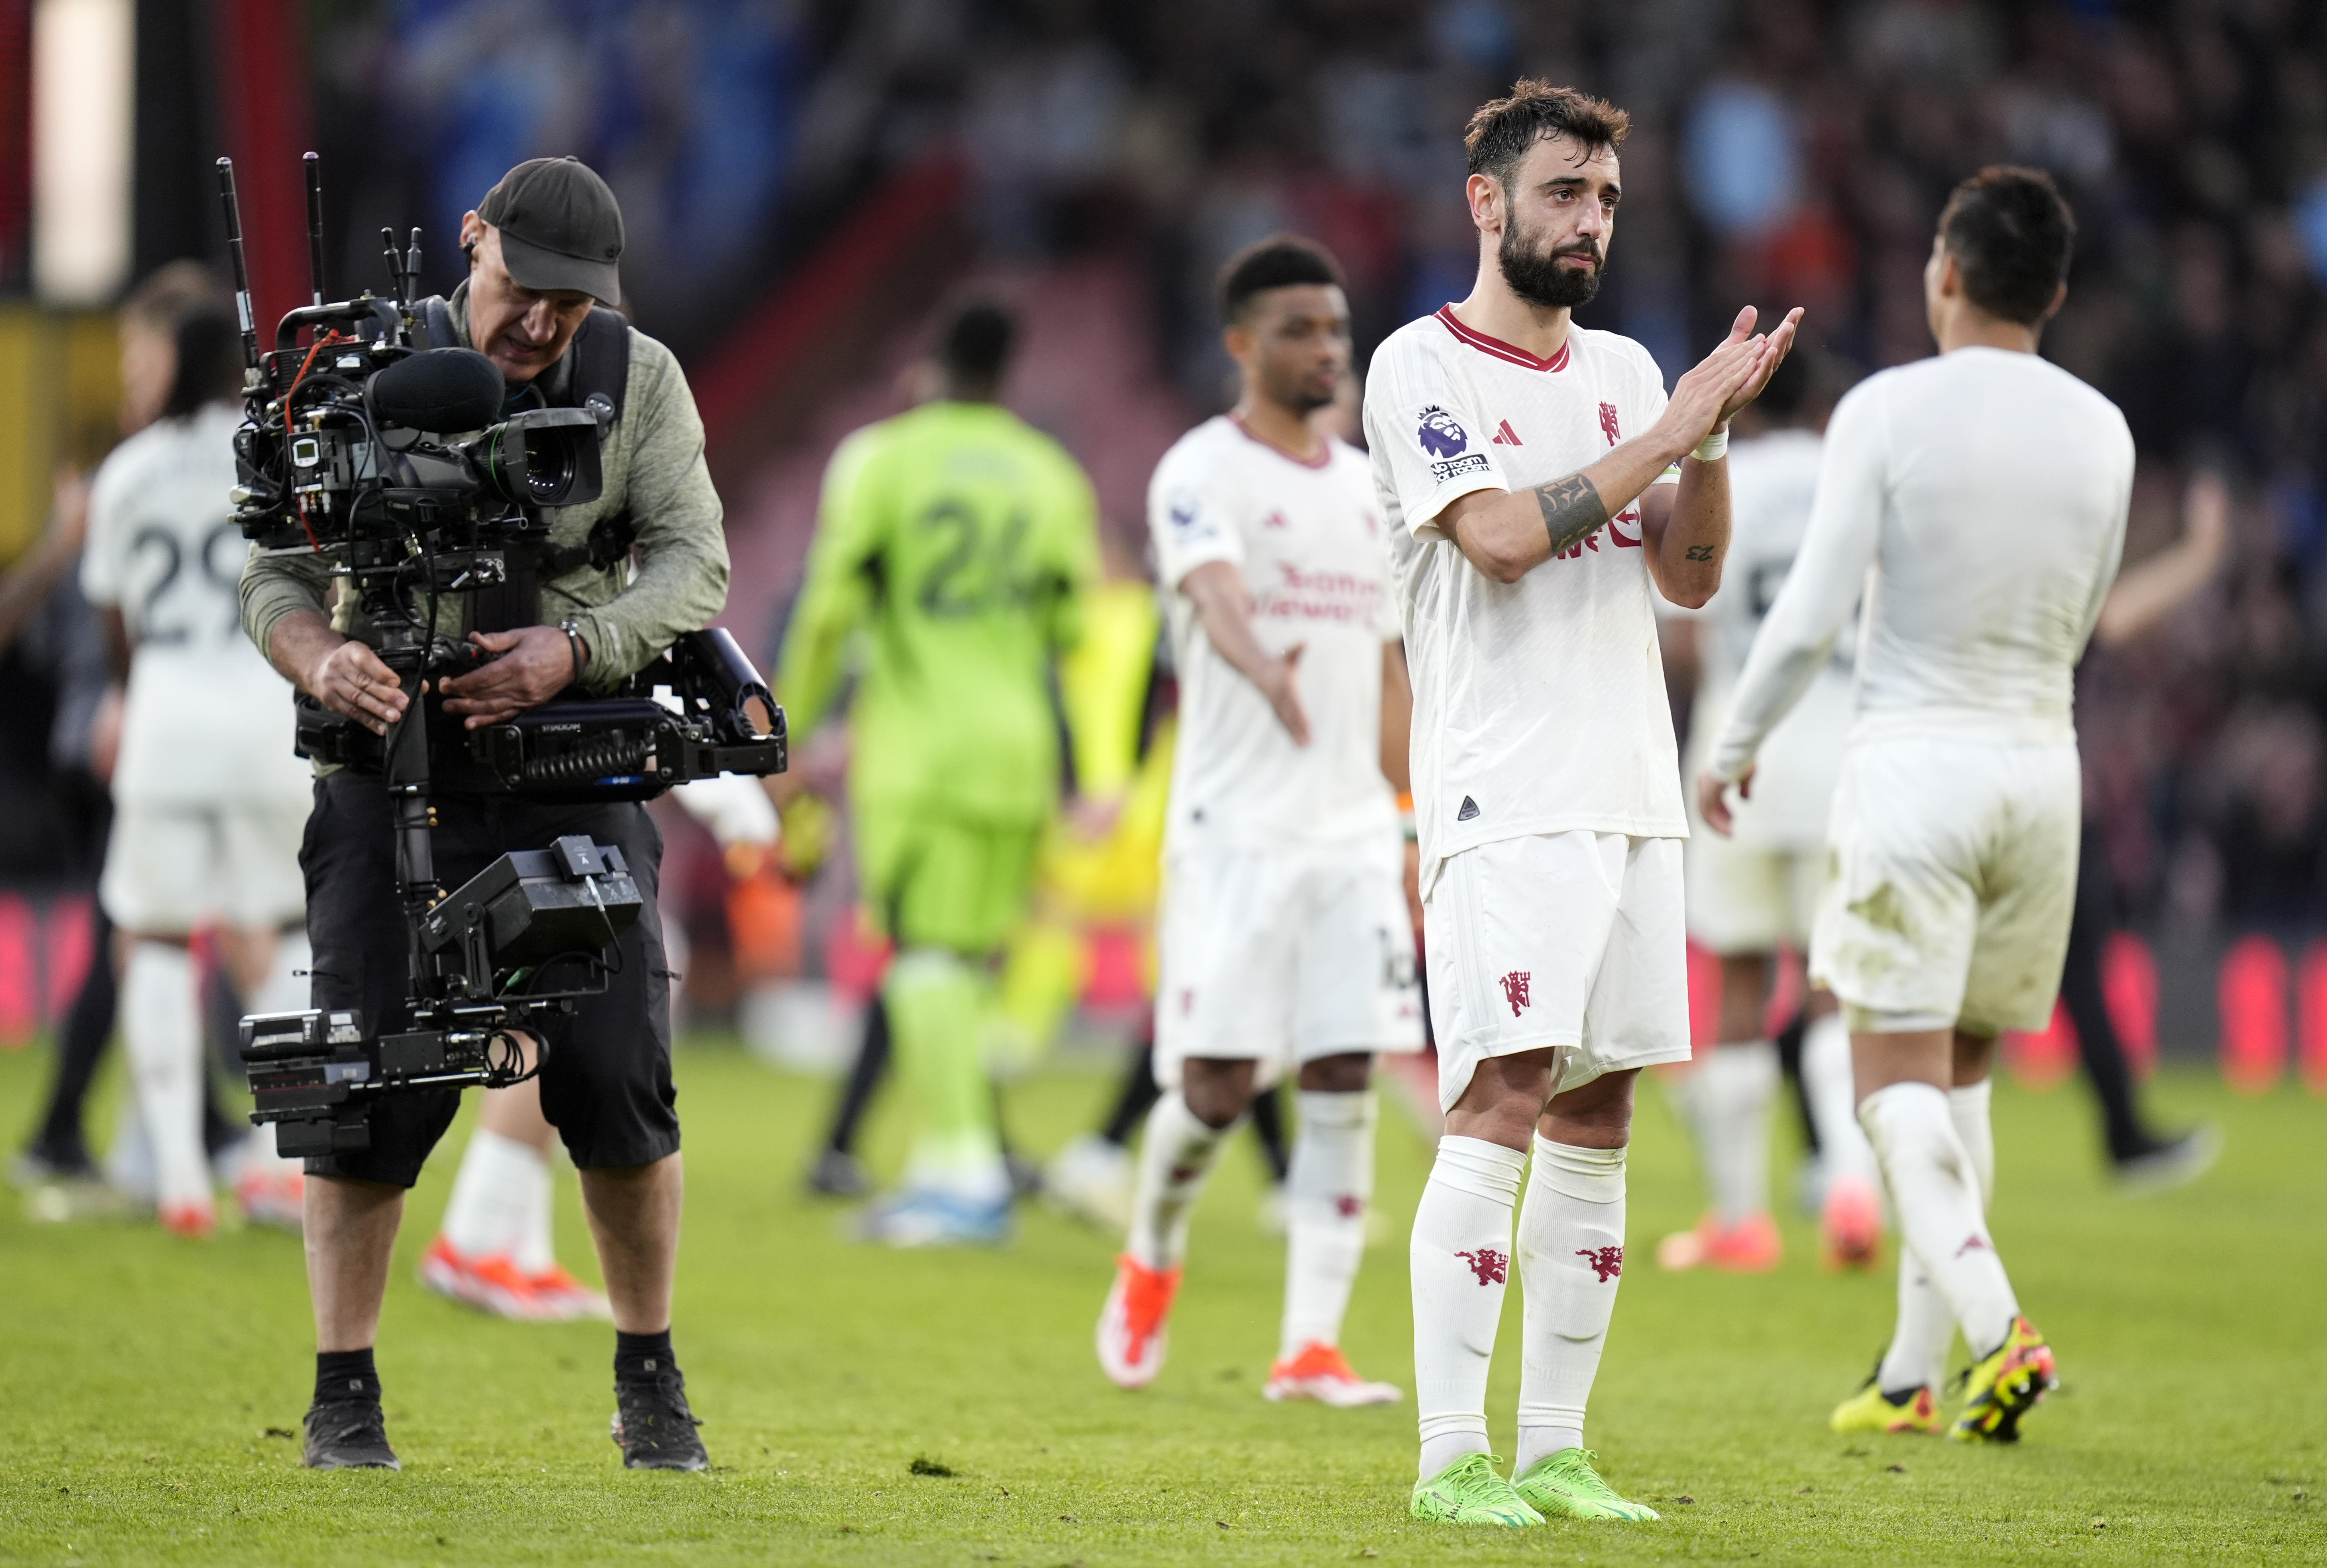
1409;1452;1544;1526
1512;1448;1661;1521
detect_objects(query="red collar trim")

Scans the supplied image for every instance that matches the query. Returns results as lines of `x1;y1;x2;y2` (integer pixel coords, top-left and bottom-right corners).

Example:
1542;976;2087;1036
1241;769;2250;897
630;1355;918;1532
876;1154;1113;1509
1228;411;1332;469
1434;305;1571;372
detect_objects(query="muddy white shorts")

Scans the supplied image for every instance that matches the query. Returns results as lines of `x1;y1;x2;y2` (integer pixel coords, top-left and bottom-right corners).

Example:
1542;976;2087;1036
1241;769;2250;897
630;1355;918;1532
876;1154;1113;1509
1153;837;1423;1090
100;796;311;934
1423;830;1691;1112
1811;736;2080;1036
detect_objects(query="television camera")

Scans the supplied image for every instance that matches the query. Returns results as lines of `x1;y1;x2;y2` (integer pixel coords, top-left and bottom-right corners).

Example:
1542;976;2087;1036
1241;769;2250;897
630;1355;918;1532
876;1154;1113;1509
221;154;786;1157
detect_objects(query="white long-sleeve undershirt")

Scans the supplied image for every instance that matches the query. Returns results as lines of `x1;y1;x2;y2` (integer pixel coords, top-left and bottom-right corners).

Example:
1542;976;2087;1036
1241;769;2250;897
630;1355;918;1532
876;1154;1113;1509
1711;346;2132;782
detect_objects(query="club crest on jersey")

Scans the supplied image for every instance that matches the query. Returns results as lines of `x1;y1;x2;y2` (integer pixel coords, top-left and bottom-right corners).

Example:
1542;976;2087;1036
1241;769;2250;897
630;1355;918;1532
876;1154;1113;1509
1498;970;1531;1016
1576;1245;1623;1282
1598;401;1622;445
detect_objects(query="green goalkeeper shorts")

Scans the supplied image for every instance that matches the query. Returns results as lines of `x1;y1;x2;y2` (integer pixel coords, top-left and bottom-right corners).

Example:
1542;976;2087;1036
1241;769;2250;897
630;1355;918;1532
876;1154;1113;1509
857;810;1045;956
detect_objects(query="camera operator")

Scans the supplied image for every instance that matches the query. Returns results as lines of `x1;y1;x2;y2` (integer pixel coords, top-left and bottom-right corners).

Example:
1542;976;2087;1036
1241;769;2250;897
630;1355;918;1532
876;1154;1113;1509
240;157;729;1472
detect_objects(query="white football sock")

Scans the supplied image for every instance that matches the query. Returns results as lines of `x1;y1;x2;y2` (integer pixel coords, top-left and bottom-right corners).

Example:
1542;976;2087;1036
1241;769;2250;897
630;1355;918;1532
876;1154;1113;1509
1280;1090;1376;1358
1859;1082;2018;1360
1802;1011;1878;1191
1694;1041;1776;1224
1877;1078;2001;1391
438;1128;550;1264
1950;1078;1995;1207
122;940;210;1214
1124;1092;1228;1271
1411;1135;1526;1479
1515;1137;1627;1471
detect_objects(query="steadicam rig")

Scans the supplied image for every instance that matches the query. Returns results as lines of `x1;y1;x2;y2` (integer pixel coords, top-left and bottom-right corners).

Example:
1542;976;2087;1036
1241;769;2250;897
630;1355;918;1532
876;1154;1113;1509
220;154;785;1156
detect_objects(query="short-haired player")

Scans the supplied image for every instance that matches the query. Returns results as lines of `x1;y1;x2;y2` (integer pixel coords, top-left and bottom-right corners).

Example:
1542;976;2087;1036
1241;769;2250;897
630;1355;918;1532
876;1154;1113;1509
1657;352;1885;1275
1368;81;1798;1526
1701;167;2126;1443
1095;236;1423;1406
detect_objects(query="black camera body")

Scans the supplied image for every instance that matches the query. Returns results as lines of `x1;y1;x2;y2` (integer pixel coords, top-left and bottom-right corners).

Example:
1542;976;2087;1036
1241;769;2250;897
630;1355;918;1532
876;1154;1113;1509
218;155;784;1155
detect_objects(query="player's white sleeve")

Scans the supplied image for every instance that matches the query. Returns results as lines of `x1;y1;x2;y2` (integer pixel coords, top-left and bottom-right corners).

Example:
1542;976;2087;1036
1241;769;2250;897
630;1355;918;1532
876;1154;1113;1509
1147;441;1243;591
674;773;779;848
2066;420;2136;655
1708;380;1885;783
1362;341;1506;539
78;447;132;610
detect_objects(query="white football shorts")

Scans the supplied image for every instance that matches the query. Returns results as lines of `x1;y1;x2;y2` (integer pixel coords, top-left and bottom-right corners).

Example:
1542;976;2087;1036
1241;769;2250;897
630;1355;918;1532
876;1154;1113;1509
99;796;311;934
1811;736;2080;1036
1684;830;1825;956
1153;837;1423;1089
1424;830;1691;1113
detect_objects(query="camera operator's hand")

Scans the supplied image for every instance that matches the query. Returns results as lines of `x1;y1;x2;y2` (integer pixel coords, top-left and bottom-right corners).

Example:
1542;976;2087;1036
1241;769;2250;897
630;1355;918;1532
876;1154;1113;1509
271;612;409;736
438;624;585;728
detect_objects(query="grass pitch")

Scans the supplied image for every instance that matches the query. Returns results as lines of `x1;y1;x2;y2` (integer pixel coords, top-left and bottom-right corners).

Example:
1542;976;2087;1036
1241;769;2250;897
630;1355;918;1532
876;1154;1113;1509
1;1039;2321;1566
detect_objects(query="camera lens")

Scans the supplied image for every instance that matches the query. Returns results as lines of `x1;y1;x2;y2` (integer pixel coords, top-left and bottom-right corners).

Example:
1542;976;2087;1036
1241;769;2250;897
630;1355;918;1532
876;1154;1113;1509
521;430;577;502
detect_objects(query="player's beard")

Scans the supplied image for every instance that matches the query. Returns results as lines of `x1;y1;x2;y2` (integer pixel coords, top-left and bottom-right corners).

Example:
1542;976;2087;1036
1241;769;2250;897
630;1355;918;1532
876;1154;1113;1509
1499;216;1604;310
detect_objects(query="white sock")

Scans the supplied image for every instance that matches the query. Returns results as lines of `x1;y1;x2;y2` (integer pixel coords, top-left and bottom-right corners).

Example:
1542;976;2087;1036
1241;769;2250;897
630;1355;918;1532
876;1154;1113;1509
1859;1082;2018;1360
1124;1092;1228;1270
1411;1135;1526;1479
1280;1090;1376;1358
1876;1079;2000;1391
438;1128;550;1264
1515;1137;1627;1472
1802;1011;1877;1190
1694;1041;1776;1223
122;940;210;1212
1950;1078;1995;1207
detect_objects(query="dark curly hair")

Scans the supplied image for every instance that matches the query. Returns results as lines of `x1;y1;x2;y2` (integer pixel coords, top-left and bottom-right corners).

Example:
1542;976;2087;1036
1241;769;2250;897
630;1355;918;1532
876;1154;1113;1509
1463;80;1630;188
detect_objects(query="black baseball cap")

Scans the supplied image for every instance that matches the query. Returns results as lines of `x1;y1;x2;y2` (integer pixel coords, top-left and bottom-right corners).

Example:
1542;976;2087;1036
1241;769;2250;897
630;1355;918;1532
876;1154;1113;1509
477;157;624;306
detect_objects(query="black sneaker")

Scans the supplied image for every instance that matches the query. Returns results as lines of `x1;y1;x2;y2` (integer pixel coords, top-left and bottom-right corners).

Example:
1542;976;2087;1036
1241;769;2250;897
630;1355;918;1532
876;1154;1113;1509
804;1147;869;1198
611;1369;708;1470
303;1395;400;1470
2113;1125;2221;1195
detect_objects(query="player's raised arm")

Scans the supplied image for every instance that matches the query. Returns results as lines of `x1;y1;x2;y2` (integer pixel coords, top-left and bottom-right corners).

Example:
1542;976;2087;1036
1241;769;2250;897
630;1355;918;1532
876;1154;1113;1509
1438;308;1795;594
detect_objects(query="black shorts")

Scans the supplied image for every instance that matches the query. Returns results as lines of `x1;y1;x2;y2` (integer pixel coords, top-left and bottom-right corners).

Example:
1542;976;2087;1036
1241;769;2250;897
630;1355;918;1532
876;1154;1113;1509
299;770;678;1187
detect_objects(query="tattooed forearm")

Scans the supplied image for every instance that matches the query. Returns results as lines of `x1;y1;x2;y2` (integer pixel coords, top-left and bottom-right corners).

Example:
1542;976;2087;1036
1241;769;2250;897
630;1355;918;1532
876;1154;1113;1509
1533;473;1608;556
1685;543;1715;561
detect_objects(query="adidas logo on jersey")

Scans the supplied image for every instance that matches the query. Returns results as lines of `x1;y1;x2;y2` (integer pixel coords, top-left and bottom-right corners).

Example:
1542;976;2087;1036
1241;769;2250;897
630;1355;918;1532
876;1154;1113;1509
1489;419;1522;446
1456;796;1480;822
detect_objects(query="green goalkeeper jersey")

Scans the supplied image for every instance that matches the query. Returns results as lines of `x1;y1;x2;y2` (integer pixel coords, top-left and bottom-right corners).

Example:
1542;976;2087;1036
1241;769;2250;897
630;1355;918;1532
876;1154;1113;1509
779;399;1100;826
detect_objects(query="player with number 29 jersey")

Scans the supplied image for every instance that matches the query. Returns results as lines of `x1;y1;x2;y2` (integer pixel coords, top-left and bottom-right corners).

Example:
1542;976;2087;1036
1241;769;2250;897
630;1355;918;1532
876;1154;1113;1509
82;399;311;933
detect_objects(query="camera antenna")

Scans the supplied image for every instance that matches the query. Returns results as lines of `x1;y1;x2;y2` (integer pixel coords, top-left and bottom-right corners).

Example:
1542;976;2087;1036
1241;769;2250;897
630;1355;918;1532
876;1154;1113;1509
216;157;260;370
303;152;326;307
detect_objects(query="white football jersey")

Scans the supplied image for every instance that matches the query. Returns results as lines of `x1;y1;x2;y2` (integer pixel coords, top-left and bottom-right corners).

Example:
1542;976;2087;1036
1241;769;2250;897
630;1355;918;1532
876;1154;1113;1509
1712;347;2132;779
1682;428;1854;850
82;402;310;807
1148;415;1401;852
1364;308;1684;894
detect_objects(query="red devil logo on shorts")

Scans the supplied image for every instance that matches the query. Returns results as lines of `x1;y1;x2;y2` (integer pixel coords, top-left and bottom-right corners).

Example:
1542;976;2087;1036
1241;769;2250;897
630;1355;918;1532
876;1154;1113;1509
1455;1247;1507;1285
1498;970;1531;1016
1576;1245;1624;1282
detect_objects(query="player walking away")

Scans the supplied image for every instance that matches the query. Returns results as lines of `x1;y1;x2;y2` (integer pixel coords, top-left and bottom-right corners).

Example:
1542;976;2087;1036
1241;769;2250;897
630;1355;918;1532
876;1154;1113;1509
1702;168;2125;1444
423;773;777;1320
779;301;1099;1246
1658;352;1883;1275
1094;237;1423;1406
1370;82;1798;1527
83;275;314;1239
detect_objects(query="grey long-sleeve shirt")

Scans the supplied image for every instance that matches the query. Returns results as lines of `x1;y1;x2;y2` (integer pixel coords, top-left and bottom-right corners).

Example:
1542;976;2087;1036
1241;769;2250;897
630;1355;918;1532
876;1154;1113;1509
239;282;729;692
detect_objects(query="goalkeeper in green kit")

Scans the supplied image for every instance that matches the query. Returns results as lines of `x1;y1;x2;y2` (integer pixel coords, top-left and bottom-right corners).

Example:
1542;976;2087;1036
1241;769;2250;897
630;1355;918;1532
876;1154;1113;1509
778;302;1100;1245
